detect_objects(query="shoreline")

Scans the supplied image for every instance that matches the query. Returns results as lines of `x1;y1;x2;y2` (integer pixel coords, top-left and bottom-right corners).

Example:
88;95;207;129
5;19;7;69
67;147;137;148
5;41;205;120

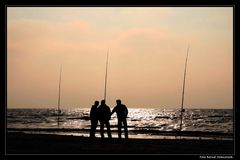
6;132;234;154
7;128;233;140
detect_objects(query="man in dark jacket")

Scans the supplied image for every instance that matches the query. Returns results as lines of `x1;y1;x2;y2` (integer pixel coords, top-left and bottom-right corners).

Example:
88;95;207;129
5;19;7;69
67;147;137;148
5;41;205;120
90;100;99;138
98;100;112;138
111;99;128;139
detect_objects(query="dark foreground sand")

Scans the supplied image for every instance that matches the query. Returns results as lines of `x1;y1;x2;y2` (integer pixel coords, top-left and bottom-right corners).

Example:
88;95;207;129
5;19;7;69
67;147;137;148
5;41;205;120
6;132;234;154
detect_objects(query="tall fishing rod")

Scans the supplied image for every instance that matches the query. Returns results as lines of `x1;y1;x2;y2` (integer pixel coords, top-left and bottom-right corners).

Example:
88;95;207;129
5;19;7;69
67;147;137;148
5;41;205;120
57;64;62;128
104;49;109;102
179;45;190;131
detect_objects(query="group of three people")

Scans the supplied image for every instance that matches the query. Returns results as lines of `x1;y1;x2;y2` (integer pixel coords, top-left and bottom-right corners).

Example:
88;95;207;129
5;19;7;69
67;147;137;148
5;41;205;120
90;99;128;139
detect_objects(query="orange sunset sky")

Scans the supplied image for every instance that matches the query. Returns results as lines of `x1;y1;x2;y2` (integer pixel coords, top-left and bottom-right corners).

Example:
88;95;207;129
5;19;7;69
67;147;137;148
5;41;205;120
7;7;233;109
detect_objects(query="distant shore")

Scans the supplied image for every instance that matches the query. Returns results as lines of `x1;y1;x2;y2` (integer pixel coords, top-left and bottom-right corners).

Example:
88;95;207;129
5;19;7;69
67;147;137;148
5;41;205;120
6;132;234;154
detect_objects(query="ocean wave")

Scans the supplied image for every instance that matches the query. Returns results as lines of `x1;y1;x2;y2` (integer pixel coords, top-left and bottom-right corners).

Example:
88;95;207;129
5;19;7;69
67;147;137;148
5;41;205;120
7;108;233;134
7;127;233;138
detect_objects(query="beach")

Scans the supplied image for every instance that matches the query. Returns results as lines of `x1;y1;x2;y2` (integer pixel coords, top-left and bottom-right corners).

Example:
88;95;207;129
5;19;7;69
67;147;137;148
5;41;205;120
6;132;234;154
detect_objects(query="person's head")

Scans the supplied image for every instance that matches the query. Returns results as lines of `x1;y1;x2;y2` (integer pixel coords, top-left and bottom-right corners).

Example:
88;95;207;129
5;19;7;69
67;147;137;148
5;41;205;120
116;99;121;105
94;101;99;106
101;100;105;105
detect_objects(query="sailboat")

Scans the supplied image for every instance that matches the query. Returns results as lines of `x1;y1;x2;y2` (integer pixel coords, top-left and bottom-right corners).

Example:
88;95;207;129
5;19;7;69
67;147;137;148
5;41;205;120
179;45;190;131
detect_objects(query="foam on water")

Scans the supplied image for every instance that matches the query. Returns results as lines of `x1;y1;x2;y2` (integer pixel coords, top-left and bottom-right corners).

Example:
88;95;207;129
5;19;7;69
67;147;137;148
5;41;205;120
7;108;233;138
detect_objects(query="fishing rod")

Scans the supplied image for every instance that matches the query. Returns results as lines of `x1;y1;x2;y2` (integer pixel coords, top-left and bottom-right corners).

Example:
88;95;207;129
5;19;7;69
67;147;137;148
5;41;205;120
57;64;62;128
179;45;190;131
104;49;109;102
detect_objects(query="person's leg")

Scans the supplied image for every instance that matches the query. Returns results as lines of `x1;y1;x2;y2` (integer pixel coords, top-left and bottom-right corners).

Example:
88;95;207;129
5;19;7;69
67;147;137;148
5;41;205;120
92;120;98;138
100;122;104;138
118;120;122;138
106;121;112;138
90;121;94;138
123;118;128;139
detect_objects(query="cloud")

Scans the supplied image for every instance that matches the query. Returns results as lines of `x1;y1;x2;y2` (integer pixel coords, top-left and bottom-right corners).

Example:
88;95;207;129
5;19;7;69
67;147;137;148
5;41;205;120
7;8;233;108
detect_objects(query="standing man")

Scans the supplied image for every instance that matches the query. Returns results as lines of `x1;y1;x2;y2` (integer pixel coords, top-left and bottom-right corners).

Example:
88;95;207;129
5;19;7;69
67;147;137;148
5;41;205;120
90;100;99;138
98;100;112;138
111;99;128;139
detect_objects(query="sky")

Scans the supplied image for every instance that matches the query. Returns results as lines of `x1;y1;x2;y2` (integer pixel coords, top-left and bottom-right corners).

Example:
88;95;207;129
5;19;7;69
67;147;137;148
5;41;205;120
7;7;233;109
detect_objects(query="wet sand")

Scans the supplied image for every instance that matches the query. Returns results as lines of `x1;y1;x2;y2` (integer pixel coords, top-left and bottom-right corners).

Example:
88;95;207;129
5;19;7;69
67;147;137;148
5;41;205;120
6;132;234;154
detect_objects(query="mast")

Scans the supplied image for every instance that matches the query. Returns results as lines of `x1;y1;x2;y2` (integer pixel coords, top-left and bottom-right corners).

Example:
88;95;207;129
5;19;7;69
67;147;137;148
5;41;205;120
179;45;190;131
57;65;62;128
104;49;109;102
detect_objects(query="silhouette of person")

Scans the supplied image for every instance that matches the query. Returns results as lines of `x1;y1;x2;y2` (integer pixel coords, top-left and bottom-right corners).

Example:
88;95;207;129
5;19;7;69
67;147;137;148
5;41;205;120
98;100;112;138
111;99;128;139
90;100;99;138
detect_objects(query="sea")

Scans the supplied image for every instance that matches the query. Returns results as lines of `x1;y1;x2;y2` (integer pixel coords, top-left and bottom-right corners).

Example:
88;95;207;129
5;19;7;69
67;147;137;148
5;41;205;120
7;108;233;140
